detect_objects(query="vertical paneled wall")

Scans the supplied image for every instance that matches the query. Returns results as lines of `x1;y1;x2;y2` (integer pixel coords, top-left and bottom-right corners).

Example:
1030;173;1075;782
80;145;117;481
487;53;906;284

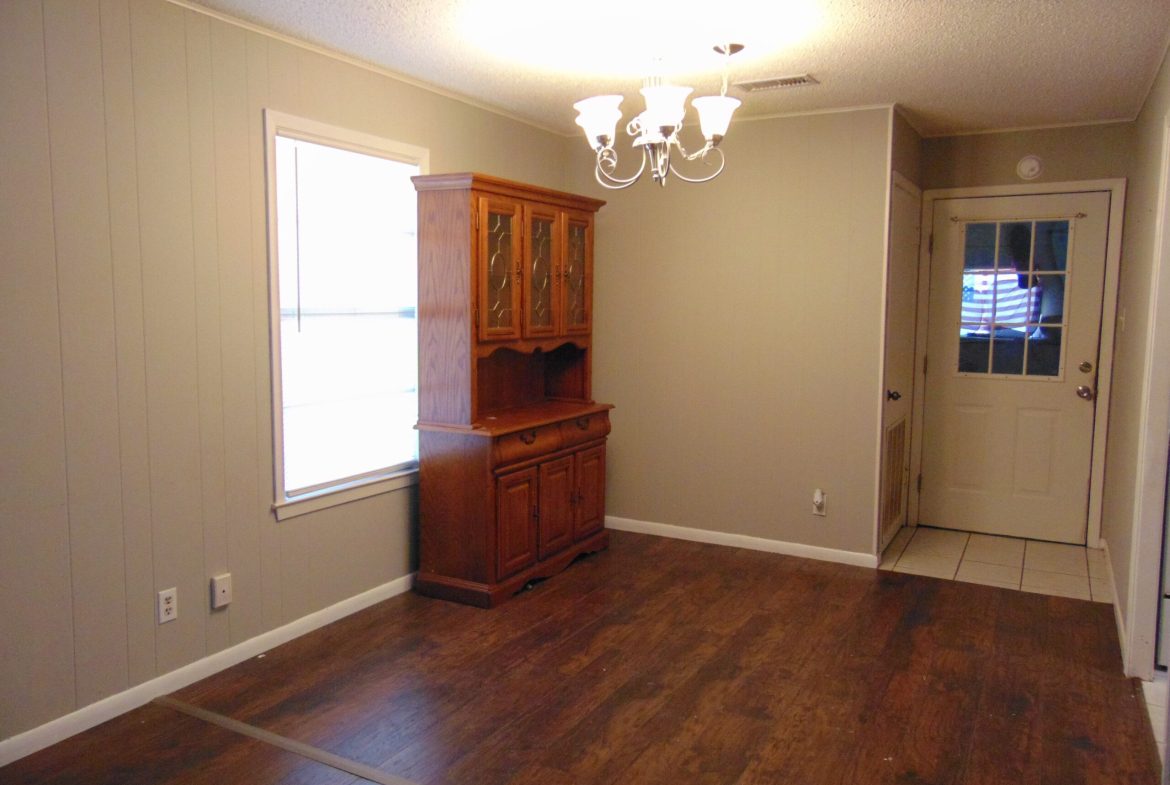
0;0;568;740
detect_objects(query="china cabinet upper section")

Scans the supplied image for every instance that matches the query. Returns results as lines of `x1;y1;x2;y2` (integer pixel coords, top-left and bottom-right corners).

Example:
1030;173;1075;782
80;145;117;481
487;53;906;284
416;174;603;345
414;173;605;427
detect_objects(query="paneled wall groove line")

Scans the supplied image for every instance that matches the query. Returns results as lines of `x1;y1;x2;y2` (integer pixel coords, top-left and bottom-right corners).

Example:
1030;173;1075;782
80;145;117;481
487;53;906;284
40;0;80;711
128;0;163;680
100;0;139;694
153;696;415;785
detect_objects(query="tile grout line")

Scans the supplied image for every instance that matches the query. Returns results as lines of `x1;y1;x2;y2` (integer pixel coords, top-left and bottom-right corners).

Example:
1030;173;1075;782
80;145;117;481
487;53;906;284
153;696;416;785
953;532;972;580
890;527;916;569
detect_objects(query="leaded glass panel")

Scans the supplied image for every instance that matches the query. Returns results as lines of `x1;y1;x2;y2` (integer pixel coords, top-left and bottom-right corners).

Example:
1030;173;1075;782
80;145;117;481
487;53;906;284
486;210;514;330
528;216;553;329
566;222;587;327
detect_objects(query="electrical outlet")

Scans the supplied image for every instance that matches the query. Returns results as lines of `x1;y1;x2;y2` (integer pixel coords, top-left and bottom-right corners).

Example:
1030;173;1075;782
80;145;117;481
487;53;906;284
157;587;178;624
812;488;827;517
210;573;232;609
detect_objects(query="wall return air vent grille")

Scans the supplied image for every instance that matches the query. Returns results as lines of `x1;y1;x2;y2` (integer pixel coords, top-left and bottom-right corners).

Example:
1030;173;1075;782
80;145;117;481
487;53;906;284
733;74;819;92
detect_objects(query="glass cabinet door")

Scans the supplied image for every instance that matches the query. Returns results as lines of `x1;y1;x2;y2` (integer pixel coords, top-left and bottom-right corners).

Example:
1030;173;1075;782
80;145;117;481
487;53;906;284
562;213;592;334
523;205;558;338
478;197;522;341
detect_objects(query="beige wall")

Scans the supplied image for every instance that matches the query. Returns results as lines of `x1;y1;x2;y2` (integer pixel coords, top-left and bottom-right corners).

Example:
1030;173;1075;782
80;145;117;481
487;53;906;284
0;0;568;741
891;108;923;186
922;123;1132;190
567;108;894;556
1101;44;1170;667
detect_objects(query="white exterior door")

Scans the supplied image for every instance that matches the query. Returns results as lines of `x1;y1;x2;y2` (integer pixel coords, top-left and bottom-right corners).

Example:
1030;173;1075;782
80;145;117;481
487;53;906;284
919;191;1109;544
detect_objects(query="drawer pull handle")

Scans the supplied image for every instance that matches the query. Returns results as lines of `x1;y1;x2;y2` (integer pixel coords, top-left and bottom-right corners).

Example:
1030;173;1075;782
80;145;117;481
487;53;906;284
575;417;590;431
519;430;538;445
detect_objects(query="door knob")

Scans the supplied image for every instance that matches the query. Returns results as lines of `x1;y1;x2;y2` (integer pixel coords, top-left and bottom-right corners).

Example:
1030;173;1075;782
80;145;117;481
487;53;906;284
886;390;902;401
1076;385;1095;401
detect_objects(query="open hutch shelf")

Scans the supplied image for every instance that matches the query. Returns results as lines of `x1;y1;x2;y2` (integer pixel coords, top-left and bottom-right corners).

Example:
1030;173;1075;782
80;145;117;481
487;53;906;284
413;173;611;607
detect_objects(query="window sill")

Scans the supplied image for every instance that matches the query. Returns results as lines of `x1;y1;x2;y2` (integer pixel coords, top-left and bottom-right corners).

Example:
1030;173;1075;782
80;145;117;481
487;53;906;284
273;467;419;521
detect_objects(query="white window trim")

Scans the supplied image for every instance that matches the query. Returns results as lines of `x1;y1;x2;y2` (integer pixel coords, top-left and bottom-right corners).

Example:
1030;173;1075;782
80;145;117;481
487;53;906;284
263;109;429;520
273;470;419;521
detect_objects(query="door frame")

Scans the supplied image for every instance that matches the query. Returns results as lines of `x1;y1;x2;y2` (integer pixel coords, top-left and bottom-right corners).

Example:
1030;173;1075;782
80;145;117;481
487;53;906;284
907;179;1127;549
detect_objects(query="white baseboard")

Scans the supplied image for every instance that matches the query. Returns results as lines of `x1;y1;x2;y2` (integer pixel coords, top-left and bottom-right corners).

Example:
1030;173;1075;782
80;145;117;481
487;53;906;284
0;573;415;767
606;516;878;569
1100;538;1138;679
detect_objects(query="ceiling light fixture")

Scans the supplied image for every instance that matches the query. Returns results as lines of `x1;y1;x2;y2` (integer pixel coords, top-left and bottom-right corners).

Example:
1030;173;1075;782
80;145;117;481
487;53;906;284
573;44;744;189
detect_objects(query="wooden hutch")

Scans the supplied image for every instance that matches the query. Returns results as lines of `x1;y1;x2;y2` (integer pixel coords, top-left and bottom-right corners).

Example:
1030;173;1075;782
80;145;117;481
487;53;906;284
412;173;611;607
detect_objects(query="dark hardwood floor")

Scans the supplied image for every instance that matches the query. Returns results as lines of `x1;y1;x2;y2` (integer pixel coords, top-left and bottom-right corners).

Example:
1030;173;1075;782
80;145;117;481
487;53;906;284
2;530;1160;785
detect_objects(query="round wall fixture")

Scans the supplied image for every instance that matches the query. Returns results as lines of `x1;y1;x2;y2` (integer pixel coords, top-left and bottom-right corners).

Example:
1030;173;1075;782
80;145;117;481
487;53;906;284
1016;155;1042;180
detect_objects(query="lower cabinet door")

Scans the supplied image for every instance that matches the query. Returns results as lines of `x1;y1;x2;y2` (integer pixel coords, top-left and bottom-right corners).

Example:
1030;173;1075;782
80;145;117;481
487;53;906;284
497;467;538;579
538;456;574;559
574;445;606;539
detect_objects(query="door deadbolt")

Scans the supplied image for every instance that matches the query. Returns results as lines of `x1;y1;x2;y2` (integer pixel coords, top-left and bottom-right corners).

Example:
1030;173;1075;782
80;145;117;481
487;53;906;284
1076;385;1095;401
1079;360;1094;373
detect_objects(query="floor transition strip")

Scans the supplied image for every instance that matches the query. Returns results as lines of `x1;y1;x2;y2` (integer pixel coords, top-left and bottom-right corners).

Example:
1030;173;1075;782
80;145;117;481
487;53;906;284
153;696;416;785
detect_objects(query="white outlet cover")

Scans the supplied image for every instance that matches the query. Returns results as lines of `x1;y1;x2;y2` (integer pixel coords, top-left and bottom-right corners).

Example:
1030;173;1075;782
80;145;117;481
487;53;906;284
157;588;177;624
210;573;232;609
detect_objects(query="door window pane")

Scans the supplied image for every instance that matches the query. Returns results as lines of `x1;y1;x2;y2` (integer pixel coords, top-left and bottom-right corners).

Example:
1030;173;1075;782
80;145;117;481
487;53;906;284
1034;221;1069;272
963;223;997;270
1025;325;1062;376
997;222;1032;272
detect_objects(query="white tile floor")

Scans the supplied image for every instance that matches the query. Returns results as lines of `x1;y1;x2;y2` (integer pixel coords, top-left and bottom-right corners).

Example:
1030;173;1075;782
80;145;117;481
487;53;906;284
1142;672;1167;764
879;526;1113;604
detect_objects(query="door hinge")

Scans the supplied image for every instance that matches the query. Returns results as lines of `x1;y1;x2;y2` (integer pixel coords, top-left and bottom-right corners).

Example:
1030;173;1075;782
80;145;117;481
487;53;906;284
917;473;923;493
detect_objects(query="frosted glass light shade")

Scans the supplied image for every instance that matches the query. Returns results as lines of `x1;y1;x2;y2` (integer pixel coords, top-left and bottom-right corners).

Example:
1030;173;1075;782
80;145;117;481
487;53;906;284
573;95;623;149
692;95;741;141
639;85;692;131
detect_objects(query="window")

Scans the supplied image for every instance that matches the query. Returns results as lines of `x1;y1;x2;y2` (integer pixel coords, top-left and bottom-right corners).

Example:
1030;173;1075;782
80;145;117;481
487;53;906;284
264;111;428;518
957;220;1070;377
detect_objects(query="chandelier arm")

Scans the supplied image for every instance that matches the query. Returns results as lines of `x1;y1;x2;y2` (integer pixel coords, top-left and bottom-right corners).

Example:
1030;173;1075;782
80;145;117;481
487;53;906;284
593;148;647;190
677;139;715;162
667;147;726;184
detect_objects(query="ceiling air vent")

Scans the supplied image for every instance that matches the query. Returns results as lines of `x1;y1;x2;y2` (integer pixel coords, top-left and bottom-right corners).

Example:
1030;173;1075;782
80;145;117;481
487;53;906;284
733;74;819;92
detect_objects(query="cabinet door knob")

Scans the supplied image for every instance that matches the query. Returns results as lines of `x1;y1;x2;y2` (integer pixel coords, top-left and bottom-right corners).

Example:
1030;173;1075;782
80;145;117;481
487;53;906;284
519;430;538;445
575;417;590;431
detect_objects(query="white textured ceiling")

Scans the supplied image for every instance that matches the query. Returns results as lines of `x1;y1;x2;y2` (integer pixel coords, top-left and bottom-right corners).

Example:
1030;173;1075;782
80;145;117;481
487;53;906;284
186;0;1170;137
